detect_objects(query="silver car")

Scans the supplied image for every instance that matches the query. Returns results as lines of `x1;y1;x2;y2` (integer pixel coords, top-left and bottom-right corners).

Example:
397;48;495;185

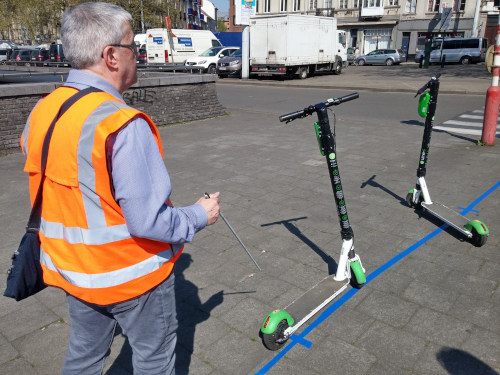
356;49;405;66
217;48;242;78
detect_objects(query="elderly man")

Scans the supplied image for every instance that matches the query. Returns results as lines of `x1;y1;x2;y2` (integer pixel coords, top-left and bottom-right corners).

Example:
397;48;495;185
20;2;220;374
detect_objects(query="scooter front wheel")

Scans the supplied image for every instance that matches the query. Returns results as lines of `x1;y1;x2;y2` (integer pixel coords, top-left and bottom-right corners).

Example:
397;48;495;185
262;320;289;351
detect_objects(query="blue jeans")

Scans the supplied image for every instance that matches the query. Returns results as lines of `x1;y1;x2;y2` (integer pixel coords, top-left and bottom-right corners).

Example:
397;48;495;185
62;274;177;375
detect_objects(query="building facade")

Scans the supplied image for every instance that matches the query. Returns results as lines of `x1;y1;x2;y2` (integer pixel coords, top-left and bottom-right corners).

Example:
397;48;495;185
232;0;498;58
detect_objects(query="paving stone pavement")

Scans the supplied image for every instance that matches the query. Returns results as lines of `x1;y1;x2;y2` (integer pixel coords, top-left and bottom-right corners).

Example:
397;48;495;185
0;64;499;375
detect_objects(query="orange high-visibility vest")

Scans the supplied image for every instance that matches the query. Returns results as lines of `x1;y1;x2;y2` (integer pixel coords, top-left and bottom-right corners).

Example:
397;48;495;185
21;86;183;305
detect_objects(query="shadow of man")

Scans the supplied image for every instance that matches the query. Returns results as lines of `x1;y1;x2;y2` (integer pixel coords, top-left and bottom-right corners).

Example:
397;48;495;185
174;253;224;375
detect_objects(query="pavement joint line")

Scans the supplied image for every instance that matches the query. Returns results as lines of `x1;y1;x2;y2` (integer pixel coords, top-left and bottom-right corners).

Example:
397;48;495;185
255;180;500;375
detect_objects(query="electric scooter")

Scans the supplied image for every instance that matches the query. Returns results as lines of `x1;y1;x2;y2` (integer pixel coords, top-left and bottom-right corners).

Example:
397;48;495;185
260;93;366;351
406;74;489;247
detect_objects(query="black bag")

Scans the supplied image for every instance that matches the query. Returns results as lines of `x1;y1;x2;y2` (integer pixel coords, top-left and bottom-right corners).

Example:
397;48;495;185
4;87;101;301
4;230;46;301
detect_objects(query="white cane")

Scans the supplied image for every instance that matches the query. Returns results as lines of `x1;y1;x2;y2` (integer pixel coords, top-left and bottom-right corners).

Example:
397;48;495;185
205;193;262;271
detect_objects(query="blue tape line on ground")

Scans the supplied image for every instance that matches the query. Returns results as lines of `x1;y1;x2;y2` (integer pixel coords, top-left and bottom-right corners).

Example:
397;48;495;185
256;180;499;375
290;334;313;349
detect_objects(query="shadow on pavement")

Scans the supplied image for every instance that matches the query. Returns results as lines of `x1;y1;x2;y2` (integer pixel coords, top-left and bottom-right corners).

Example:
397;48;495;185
261;217;338;275
400;119;479;144
360;174;407;207
174;253;224;375
436;347;500;375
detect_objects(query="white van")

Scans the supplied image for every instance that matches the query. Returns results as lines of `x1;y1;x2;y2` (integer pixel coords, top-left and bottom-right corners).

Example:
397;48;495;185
146;29;221;64
415;37;488;65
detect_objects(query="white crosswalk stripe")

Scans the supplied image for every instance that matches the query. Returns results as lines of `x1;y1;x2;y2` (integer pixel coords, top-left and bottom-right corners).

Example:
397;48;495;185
434;108;500;136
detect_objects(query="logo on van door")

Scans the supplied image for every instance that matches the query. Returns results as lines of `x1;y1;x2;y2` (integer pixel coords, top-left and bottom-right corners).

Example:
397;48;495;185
178;37;193;47
153;37;163;45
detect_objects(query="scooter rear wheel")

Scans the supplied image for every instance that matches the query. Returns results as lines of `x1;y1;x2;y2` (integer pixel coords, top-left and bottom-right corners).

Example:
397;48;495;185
471;228;488;247
262;320;289;351
406;192;422;209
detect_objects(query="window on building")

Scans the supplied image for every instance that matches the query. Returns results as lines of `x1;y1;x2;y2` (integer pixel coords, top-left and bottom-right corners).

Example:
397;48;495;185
453;0;465;10
405;0;416;12
428;0;440;11
324;0;332;8
294;0;301;10
310;0;318;9
281;0;288;11
353;0;359;7
264;0;271;11
387;0;398;5
339;0;348;8
364;0;381;6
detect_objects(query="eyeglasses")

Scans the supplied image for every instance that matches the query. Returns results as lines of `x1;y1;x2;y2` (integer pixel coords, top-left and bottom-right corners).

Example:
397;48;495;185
108;44;139;55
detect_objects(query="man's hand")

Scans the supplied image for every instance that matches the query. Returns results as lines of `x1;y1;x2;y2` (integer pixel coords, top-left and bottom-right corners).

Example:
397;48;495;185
197;192;220;226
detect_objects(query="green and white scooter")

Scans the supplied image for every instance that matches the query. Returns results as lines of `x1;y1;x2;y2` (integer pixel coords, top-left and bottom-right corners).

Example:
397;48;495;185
260;93;366;351
406;74;489;246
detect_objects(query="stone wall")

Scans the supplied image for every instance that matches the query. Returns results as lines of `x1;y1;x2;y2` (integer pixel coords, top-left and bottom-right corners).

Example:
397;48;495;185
0;72;226;154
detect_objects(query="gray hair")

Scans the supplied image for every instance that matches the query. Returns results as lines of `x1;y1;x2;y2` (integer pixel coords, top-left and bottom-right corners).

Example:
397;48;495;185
61;2;132;69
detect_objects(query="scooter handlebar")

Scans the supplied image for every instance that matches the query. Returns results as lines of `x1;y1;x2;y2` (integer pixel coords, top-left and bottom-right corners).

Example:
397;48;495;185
329;92;359;106
279;108;311;123
415;73;441;97
279;92;359;123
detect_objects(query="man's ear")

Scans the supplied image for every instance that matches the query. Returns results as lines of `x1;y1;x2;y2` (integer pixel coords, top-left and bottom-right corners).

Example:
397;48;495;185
102;46;119;69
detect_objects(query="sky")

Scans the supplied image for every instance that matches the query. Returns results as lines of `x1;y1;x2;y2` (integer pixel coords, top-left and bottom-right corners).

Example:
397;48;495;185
211;0;229;12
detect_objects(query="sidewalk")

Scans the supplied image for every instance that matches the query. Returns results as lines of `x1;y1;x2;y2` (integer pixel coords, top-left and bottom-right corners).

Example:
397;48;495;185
0;66;499;375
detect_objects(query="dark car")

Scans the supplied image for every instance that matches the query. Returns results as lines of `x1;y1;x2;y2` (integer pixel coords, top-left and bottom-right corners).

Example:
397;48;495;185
137;48;147;64
31;49;49;62
49;43;66;63
356;49;405;66
217;48;242;78
11;49;32;62
347;47;355;65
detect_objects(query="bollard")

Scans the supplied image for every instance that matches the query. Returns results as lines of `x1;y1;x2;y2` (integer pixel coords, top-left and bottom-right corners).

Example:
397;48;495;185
482;22;500;146
482;85;499;145
441;54;446;68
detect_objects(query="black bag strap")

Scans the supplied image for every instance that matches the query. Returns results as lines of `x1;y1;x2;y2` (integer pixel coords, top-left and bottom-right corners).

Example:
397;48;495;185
27;86;103;231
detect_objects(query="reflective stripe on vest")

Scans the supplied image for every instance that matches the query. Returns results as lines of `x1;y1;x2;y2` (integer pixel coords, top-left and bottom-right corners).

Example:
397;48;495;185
40;243;182;289
77;100;130;228
24;86;181;305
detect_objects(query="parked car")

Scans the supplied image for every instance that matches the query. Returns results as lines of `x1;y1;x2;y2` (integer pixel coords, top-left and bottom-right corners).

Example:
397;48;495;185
49;43;66;63
356;49;405;66
217;48;242;78
185;46;240;74
31;49;49;62
347;47;355;65
13;49;32;62
136;48;147;64
414;37;487;65
0;49;9;62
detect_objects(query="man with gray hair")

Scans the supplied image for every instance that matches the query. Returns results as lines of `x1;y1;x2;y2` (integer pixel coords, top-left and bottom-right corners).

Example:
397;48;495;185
20;2;220;374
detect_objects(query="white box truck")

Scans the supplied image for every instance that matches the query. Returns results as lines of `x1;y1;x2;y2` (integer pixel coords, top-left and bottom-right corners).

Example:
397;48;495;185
249;14;347;79
146;29;221;64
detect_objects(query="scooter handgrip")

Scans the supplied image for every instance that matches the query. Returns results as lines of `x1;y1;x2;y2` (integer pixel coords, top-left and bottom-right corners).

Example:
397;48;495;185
279;109;305;122
335;92;359;104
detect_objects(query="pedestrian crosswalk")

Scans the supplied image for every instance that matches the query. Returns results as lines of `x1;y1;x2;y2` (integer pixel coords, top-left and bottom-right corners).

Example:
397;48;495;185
434;109;500;136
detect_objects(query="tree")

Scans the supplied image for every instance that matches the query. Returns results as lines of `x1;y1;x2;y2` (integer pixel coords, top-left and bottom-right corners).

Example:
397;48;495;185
0;0;182;44
216;18;227;32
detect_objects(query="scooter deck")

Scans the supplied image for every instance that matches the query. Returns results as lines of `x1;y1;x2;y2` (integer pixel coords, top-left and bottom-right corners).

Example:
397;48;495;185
285;276;348;325
421;201;471;237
